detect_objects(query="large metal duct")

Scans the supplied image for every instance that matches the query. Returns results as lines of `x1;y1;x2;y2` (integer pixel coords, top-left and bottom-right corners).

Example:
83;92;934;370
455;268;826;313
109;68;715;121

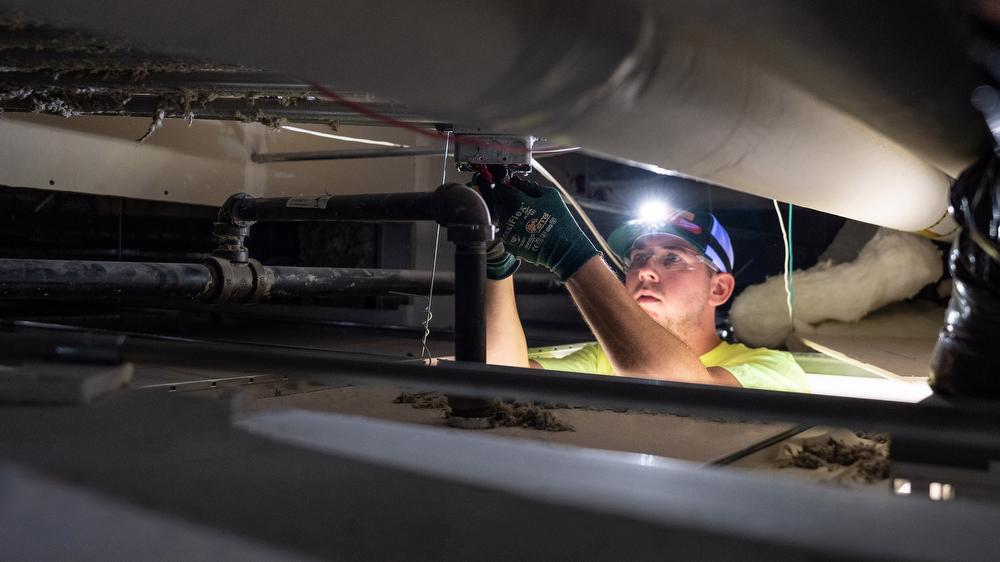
3;1;988;234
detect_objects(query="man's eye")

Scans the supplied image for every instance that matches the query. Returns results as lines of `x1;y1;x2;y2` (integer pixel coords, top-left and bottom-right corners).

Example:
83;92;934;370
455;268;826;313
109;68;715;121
629;252;650;266
662;252;683;264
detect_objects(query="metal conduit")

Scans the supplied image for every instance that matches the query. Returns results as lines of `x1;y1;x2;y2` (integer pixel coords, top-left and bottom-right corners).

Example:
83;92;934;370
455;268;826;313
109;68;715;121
251;148;446;163
250;146;577;164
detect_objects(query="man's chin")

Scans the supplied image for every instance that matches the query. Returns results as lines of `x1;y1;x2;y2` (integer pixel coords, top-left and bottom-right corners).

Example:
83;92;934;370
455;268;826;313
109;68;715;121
636;300;664;320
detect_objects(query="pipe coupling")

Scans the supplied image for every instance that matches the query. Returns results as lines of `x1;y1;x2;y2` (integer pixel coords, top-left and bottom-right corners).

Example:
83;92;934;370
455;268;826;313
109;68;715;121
202;257;272;304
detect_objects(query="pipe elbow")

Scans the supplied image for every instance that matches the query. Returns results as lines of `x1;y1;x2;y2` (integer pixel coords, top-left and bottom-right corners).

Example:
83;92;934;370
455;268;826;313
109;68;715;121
216;192;255;225
432;183;493;243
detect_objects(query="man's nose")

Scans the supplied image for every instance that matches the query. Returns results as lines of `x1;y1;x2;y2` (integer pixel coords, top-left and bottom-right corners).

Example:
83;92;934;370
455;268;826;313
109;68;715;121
636;262;659;282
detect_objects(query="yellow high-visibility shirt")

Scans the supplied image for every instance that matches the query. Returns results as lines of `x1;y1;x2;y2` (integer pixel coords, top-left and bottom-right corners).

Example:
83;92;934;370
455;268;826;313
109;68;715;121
531;341;810;393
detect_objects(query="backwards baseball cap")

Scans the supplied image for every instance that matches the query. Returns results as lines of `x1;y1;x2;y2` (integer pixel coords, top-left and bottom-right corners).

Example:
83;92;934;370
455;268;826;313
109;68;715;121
607;208;735;274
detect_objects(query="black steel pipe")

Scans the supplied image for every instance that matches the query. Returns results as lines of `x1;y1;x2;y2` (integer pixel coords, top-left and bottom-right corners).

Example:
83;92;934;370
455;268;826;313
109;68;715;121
267;266;456;298
4;323;1000;455
0;258;213;299
227;184;493;233
220;183;493;415
0;259;560;299
452;242;487;364
448;241;491;417
432;185;494;417
267;267;562;297
232;192;437;224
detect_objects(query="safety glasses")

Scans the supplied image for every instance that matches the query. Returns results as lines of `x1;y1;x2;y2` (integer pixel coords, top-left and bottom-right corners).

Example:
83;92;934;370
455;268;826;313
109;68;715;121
625;245;718;273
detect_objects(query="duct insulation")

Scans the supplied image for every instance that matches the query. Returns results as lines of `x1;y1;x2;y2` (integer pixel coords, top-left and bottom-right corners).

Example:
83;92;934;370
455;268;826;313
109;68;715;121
4;0;981;234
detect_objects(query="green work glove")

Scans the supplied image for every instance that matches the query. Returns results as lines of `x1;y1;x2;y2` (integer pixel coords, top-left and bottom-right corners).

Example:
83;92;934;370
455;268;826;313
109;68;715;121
469;172;521;280
490;175;600;281
485;238;520;280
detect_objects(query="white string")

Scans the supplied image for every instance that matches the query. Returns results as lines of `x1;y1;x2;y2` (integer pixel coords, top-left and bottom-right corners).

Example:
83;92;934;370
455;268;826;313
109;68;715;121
420;131;451;358
773;199;793;323
280;125;409;148
530;157;627;274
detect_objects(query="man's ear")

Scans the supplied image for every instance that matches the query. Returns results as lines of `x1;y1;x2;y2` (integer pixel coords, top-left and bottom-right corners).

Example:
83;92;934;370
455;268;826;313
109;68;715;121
708;272;735;306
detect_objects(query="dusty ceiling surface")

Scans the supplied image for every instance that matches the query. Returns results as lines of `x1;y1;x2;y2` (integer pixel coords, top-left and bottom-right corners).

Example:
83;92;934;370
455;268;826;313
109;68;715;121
0;11;437;137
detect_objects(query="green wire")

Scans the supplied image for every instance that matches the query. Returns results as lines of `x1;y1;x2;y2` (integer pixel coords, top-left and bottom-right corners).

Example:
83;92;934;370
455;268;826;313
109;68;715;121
787;203;794;322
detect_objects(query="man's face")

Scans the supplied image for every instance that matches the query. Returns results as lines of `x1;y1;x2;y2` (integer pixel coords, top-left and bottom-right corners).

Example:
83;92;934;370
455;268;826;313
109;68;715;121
623;233;721;333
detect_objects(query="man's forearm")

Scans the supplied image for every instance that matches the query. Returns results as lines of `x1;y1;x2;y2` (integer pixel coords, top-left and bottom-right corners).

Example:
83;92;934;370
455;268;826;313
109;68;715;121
485;276;531;368
566;257;735;385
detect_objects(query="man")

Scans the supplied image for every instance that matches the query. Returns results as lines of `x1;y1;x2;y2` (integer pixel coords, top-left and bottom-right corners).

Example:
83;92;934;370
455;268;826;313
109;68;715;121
480;173;808;392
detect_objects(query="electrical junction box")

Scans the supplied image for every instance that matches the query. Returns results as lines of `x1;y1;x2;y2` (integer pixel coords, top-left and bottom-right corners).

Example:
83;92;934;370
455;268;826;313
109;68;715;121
453;133;534;172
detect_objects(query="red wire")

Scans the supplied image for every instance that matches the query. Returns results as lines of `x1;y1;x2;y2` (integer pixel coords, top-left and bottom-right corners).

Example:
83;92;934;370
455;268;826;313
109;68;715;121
307;81;534;155
473;164;495;185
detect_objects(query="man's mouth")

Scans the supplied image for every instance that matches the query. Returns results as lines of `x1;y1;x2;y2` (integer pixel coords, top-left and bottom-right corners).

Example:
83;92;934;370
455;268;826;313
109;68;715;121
635;293;661;304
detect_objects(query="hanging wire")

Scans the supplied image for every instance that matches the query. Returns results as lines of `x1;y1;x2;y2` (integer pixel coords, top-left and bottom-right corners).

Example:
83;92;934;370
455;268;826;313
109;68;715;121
531;157;627;275
787;203;795;320
773;199;793;323
419;131;451;359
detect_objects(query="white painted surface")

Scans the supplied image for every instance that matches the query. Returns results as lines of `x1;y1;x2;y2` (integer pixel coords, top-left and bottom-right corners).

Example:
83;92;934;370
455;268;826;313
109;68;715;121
803;373;932;403
0;113;422;205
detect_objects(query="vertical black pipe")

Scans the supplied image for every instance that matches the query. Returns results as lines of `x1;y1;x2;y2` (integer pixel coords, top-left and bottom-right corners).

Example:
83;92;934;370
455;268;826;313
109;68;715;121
116;197;124;262
448;241;493;418
424;183;496;420
453;242;486;362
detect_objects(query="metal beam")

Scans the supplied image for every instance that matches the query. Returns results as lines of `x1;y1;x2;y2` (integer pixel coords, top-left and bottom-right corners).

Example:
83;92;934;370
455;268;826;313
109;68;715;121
250;146;578;164
0;94;440;127
251;147;445;164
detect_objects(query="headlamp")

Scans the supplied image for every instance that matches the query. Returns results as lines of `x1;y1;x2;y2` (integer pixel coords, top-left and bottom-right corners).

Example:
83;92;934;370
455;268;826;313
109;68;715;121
636;199;671;224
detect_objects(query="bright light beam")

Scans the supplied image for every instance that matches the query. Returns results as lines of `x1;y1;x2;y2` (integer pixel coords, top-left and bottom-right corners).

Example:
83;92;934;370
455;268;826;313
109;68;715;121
281;125;410;148
637;199;670;223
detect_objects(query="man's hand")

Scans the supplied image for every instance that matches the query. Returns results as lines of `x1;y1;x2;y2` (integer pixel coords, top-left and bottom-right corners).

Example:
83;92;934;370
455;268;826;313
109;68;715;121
471;171;521;280
489;175;600;281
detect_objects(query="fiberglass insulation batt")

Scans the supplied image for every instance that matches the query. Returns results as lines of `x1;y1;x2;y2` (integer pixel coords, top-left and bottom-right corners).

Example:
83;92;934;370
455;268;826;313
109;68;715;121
729;228;942;348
